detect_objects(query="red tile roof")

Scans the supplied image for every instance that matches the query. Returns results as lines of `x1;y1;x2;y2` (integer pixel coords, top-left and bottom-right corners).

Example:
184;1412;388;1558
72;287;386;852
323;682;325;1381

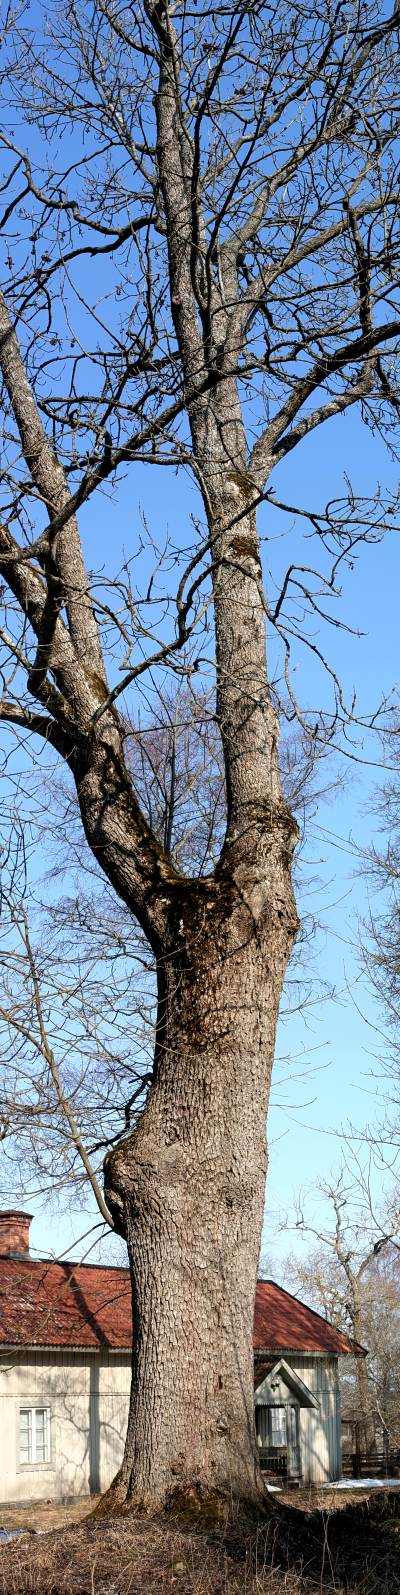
254;1280;365;1356
0;1258;132;1351
0;1259;363;1356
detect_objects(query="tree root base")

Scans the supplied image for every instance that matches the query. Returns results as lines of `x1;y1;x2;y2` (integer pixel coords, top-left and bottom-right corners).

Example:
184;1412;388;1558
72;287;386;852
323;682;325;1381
91;1473;269;1525
90;1472;130;1519
165;1485;231;1526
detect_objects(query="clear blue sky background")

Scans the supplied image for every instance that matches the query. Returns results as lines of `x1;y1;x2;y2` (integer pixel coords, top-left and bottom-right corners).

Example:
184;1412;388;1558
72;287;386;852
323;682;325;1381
9;392;398;1278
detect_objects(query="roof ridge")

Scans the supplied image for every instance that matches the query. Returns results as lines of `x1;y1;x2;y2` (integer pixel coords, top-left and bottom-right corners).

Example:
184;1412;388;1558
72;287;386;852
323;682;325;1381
0;1256;130;1273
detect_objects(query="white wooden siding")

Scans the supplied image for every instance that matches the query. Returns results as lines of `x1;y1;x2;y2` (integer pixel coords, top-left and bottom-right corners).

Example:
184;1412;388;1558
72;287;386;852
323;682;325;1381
287;1356;341;1484
0;1348;132;1503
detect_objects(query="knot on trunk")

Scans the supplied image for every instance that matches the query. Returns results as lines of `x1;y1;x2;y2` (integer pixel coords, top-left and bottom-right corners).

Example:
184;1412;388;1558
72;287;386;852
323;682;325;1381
219;794;299;874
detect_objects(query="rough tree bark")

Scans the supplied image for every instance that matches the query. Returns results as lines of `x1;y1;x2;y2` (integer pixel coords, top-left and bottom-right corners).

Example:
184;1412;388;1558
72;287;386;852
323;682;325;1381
103;778;297;1507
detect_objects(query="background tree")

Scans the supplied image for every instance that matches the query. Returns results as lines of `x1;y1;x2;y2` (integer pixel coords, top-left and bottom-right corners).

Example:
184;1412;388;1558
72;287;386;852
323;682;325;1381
0;0;399;1512
0;685;222;1215
284;1161;400;1462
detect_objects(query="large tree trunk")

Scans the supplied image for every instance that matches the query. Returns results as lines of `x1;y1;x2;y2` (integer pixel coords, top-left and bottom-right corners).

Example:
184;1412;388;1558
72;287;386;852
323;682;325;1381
104;811;297;1512
96;457;298;1514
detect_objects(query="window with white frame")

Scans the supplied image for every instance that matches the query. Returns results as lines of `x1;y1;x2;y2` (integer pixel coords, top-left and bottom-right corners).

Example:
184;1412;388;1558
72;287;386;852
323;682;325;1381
19;1407;51;1465
255;1405;287;1448
269;1406;287;1446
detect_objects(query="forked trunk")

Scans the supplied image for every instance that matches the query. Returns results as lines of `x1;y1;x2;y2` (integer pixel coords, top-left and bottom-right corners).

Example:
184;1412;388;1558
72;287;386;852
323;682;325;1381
104;832;297;1511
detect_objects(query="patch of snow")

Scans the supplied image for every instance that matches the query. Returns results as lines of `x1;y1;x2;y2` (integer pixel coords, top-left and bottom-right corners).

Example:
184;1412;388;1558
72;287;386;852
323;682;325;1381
0;1526;44;1543
264;1483;282;1493
0;1528;27;1542
322;1479;400;1490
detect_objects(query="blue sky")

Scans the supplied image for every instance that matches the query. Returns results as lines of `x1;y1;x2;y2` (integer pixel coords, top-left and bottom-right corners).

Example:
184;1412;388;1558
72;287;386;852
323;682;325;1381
265;413;399;1269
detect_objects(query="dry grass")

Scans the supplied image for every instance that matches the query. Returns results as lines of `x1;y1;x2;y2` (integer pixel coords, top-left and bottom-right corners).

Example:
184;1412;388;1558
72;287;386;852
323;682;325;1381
0;1515;302;1595
0;1490;399;1595
0;1499;98;1534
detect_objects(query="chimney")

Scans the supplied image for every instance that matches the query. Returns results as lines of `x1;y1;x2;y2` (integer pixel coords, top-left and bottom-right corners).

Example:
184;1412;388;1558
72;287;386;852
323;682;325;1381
0;1210;33;1257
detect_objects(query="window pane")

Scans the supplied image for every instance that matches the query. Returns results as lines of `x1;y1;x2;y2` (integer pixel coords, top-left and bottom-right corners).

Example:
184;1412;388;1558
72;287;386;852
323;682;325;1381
19;1407;50;1464
19;1409;32;1463
35;1409;45;1459
255;1406;268;1446
290;1406;298;1446
269;1407;286;1445
34;1409;49;1463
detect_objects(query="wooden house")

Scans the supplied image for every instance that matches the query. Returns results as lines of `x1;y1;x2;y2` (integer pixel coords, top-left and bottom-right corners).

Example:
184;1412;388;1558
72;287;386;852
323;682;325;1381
253;1280;365;1484
0;1211;364;1501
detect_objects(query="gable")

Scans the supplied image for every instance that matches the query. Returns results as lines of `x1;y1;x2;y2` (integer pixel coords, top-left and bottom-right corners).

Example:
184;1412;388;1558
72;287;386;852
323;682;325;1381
254;1357;319;1410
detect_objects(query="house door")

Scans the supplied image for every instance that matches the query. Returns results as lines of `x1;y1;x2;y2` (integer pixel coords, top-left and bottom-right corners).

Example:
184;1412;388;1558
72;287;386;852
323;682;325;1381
287;1405;301;1478
255;1405;288;1478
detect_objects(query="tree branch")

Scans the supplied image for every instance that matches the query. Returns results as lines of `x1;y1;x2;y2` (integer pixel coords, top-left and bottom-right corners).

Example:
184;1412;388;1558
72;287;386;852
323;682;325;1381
250;319;400;480
0;290;106;677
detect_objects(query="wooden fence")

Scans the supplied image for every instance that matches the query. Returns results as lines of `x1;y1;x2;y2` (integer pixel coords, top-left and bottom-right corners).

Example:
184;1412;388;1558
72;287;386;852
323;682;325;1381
342;1450;400;1480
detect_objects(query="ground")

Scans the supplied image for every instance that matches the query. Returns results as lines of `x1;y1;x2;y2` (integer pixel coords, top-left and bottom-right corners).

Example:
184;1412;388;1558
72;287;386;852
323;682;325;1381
1;1489;400;1594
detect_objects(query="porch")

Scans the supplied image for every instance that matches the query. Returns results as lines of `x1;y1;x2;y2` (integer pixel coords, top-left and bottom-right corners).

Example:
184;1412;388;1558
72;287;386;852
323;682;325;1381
254;1357;320;1484
255;1401;301;1482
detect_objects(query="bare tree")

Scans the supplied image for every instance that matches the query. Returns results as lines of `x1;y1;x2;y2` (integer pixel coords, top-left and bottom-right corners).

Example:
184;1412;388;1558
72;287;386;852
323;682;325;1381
0;0;399;1511
286;1160;400;1459
356;728;400;1156
355;1246;400;1460
0;873;154;1225
0;687;226;1215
